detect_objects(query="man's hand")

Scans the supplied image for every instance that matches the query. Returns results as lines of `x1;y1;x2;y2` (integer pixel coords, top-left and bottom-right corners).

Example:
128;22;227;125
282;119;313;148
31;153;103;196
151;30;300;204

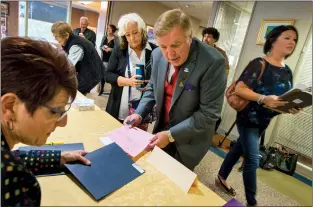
60;150;91;165
79;33;86;38
148;131;170;149
123;113;142;128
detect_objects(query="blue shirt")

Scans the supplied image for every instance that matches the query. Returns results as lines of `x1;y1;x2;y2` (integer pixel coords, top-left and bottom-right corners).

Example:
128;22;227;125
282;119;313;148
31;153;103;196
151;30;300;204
236;57;293;127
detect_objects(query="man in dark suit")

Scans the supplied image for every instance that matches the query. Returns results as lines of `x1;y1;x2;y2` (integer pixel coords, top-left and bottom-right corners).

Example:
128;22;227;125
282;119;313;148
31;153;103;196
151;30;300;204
124;9;227;170
72;16;96;47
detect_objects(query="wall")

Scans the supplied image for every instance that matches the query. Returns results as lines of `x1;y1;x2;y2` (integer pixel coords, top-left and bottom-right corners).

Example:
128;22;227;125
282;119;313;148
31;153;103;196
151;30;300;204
71;8;99;30
71;8;84;29
110;1;203;39
219;1;313;142
6;1;19;36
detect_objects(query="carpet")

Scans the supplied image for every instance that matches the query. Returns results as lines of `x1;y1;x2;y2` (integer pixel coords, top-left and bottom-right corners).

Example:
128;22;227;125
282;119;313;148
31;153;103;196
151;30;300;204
194;150;300;206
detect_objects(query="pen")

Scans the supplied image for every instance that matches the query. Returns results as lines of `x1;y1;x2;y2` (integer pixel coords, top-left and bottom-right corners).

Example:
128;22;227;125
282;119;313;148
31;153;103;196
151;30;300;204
44;141;64;145
127;119;135;125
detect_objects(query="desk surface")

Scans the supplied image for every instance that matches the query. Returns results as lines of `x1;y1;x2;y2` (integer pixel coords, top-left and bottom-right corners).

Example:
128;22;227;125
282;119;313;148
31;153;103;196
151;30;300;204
33;109;225;205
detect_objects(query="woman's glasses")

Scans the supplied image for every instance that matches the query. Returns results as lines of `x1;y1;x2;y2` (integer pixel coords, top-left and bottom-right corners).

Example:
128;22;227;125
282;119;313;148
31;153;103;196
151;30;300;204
43;103;72;122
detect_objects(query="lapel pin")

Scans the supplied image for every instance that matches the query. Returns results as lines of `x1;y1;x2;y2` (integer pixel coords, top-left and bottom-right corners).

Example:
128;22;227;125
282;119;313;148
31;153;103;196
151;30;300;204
184;68;189;73
179;82;184;87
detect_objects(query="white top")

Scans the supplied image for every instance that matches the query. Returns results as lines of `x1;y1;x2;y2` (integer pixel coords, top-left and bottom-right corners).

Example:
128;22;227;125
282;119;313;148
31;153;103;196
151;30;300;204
67;45;84;66
118;42;152;120
168;64;176;82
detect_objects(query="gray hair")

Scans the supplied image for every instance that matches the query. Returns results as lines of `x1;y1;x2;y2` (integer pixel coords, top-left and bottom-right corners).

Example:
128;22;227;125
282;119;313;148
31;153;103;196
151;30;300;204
80;16;89;23
154;9;192;40
117;13;148;50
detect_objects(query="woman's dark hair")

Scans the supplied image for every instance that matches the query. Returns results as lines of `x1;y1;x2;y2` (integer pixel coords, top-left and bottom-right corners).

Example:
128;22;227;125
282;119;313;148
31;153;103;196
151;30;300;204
108;24;117;33
1;37;78;114
202;27;220;42
263;25;298;59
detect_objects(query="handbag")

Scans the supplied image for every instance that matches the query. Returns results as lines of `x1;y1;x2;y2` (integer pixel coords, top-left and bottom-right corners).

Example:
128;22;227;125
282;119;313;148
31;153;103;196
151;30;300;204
225;58;266;111
259;146;277;171
275;146;298;176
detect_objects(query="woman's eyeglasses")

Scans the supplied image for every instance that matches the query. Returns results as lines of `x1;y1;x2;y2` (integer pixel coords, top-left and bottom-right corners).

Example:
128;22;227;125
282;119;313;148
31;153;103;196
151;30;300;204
43;103;72;122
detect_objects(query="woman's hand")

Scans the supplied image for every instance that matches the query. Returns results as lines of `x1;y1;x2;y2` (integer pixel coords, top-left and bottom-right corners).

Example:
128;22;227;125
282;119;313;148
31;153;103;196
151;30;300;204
60;150;91;165
127;75;144;87
139;87;147;92
288;108;303;114
104;47;112;53
263;95;288;108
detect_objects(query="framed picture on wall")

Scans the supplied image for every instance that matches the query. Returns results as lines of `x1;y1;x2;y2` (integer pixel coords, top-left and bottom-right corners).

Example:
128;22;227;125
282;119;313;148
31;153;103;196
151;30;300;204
147;25;157;45
1;2;9;16
256;19;295;45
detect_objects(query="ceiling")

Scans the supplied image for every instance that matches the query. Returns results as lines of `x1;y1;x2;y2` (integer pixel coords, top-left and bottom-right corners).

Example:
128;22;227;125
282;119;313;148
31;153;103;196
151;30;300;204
158;1;213;26
72;1;102;12
71;1;254;26
229;1;254;13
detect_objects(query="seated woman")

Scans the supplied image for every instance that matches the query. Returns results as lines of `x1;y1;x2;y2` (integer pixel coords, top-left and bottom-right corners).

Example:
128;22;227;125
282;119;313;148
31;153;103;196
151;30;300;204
105;13;157;129
1;37;91;206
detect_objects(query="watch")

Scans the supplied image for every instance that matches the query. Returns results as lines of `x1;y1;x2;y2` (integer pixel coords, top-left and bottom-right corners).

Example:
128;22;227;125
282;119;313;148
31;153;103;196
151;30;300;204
167;131;175;142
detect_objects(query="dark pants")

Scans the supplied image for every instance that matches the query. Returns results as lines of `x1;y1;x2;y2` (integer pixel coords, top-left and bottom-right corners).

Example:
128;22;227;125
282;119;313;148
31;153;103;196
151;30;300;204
99;78;105;93
218;123;266;206
99;62;108;95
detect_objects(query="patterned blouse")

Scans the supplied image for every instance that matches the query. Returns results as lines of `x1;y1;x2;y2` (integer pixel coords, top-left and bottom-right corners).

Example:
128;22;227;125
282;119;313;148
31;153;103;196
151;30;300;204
1;133;62;206
236;57;293;128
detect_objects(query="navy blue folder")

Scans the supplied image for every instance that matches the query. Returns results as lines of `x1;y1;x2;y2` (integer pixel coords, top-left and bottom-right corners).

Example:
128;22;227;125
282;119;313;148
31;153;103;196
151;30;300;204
18;143;84;176
65;143;145;201
18;143;84;152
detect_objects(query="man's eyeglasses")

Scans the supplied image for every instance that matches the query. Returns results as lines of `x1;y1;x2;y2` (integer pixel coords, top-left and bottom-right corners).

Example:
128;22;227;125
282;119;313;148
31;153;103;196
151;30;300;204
43;103;72;122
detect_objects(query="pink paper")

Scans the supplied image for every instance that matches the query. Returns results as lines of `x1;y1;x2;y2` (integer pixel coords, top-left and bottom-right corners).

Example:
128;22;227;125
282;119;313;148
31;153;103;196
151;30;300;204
107;126;153;157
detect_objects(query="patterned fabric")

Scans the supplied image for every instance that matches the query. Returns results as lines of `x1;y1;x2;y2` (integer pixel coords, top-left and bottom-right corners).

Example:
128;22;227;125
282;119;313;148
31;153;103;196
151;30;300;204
163;65;180;126
236;57;293;127
1;133;62;206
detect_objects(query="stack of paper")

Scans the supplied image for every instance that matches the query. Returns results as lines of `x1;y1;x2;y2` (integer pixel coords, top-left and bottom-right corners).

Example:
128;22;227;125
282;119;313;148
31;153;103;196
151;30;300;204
106;126;154;158
72;97;95;111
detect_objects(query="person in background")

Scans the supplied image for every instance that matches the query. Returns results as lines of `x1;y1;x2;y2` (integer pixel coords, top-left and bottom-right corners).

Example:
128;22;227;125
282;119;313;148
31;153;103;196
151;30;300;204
216;25;301;206
202;27;230;133
51;21;104;95
1;37;91;206
98;24;119;96
72;16;96;47
1;23;9;39
105;13;157;130
124;9;227;170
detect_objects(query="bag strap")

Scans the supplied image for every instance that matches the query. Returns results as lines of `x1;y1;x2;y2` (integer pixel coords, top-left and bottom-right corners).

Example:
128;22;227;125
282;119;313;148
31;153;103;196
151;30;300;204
256;58;266;81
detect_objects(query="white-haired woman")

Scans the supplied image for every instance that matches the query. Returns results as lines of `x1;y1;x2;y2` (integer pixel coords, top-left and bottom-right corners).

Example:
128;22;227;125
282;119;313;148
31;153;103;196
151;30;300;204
105;13;157;129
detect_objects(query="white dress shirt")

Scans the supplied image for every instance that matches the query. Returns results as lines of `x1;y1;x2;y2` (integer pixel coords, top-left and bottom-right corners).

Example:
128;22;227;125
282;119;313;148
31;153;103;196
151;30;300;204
118;42;152;120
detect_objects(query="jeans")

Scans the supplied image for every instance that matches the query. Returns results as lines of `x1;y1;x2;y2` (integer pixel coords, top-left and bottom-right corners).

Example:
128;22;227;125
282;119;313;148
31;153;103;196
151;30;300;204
218;122;266;206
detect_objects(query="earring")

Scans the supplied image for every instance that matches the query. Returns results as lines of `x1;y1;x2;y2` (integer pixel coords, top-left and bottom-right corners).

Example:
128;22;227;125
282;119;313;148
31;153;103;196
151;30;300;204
6;120;13;131
266;50;272;56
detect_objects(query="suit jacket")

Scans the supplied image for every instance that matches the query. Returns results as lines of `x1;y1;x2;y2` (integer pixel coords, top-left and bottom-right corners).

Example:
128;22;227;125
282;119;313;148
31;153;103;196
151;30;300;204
135;38;227;170
105;42;157;119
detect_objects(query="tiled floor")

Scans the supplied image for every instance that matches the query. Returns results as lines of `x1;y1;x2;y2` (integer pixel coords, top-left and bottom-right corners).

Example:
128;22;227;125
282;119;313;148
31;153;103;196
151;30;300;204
86;83;312;206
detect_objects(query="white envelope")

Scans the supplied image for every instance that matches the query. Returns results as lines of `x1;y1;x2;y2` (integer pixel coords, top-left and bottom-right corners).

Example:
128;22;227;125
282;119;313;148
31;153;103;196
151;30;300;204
147;146;197;194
